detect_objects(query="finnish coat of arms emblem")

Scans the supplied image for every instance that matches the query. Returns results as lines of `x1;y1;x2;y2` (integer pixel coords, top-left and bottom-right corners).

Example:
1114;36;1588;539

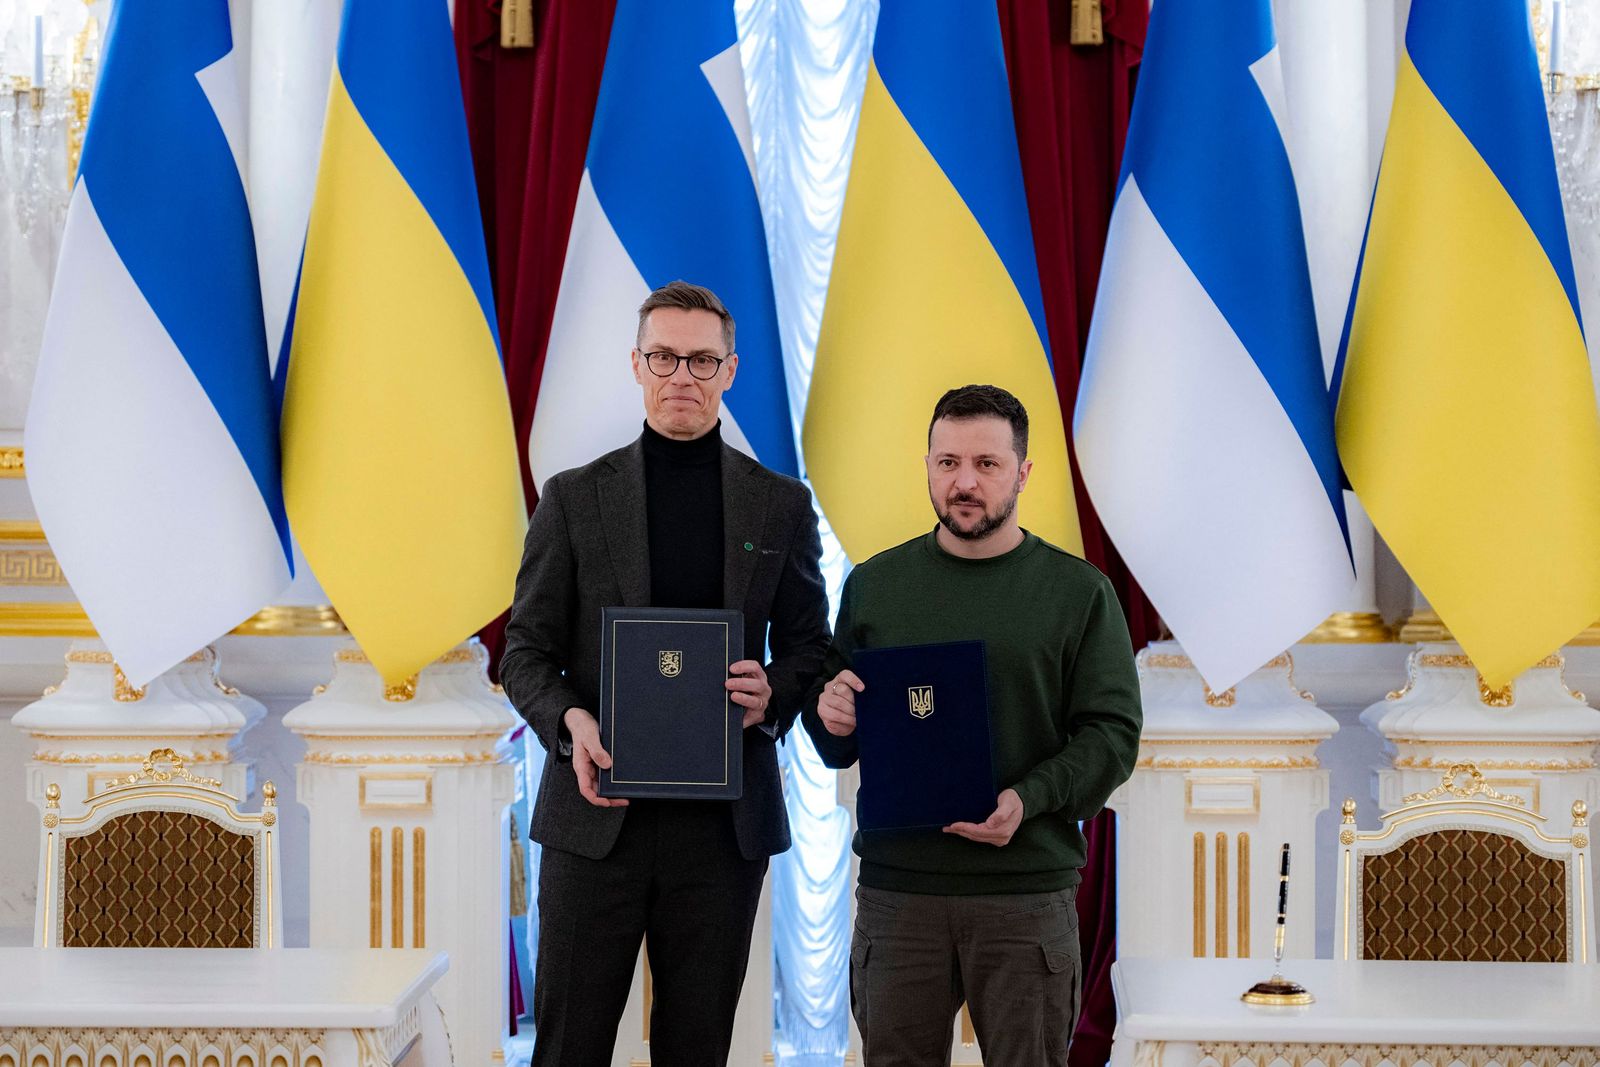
908;685;934;719
659;651;683;678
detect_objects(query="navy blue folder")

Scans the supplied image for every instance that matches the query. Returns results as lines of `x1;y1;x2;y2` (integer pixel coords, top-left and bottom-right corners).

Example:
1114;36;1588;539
598;606;744;800
852;640;996;831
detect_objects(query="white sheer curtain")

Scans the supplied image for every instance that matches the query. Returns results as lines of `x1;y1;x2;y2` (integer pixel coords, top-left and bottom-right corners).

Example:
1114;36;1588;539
734;0;876;1062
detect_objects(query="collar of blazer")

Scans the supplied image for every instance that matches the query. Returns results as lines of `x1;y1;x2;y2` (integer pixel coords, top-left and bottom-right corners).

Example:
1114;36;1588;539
597;437;775;614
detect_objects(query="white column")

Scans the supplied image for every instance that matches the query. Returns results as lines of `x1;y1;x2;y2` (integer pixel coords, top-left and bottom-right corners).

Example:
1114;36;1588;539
1113;642;1337;961
12;641;264;821
1360;642;1600;822
284;640;517;1067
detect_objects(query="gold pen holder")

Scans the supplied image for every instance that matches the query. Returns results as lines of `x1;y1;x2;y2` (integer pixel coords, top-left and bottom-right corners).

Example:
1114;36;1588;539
1241;973;1314;1006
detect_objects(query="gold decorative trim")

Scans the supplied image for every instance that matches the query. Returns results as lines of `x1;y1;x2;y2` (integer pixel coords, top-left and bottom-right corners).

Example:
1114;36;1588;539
413;827;426;949
1140;737;1322;746
26;732;236;743
1139;756;1320;770
1196;1042;1600;1067
392;826;404;948
1393;755;1594;772
298;731;508;742
32;749;228;765
0;446;23;478
0;547;65;585
1203;684;1236;708
0;1028;330;1067
370;827;383;948
1575;800;1589;829
0;601;347;637
1299;611;1394;643
112;664;146;702
303;750;500;765
384;676;419;702
359;772;435;812
1401;763;1526;806
338;646;476;667
1237;832;1250;957
1215;832;1228;957
66;649;114;664
1144;653;1194;669
1193;832;1205;958
1479;677;1515;708
93;747;224;792
1184;775;1261;815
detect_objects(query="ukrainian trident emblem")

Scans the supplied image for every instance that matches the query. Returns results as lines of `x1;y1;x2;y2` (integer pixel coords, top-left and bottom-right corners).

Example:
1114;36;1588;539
908;685;934;719
659;651;683;678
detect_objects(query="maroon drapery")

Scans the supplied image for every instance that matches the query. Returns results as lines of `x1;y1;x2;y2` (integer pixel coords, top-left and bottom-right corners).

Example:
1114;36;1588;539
456;0;617;669
997;4;1152;1065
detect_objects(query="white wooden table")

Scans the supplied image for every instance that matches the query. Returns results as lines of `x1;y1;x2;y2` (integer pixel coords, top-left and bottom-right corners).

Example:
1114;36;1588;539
0;948;449;1067
1110;958;1600;1067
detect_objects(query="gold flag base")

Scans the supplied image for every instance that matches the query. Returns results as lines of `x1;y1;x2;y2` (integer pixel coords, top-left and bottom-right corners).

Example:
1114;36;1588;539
1300;611;1394;643
1240;975;1314;1006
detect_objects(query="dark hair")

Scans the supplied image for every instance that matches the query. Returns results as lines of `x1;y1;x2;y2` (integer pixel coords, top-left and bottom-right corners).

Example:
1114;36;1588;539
928;384;1029;461
636;280;735;353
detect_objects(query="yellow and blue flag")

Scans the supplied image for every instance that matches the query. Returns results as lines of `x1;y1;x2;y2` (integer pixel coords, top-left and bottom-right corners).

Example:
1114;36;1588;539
281;0;526;684
1334;0;1600;686
803;1;1080;561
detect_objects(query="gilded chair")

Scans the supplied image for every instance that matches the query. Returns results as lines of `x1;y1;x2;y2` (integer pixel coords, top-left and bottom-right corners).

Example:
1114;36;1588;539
1336;762;1592;962
35;747;281;948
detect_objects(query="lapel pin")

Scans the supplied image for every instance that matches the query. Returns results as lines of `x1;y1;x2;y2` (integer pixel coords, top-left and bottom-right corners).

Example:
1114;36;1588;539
743;542;755;552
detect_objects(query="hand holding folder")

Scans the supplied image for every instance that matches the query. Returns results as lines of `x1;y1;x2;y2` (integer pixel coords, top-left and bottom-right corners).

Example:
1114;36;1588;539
851;640;998;832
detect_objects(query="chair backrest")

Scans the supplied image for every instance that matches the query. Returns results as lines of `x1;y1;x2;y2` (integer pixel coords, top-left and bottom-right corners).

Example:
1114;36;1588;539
1336;763;1592;963
35;748;281;948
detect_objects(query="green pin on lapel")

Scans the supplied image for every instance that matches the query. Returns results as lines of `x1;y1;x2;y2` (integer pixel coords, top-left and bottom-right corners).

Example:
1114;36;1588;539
743;542;755;552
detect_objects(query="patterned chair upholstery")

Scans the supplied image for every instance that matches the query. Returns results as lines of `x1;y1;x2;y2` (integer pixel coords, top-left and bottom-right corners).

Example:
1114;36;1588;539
1336;763;1593;962
35;748;281;948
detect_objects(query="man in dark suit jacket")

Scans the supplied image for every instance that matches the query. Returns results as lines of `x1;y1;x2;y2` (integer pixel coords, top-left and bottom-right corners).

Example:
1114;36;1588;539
501;280;829;1067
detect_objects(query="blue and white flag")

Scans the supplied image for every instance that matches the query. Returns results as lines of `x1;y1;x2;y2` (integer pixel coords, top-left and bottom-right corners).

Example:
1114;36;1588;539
1073;0;1352;691
25;1;291;685
529;0;796;485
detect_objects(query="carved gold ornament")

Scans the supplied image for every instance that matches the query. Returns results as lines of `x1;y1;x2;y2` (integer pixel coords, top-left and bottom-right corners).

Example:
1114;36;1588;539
1194;1041;1598;1067
0;446;23;477
1203;684;1236;708
1340;829;1355;845
1575;800;1589;828
384;676;418;702
99;747;224;792
1575;834;1589;849
111;665;146;702
1400;762;1526;806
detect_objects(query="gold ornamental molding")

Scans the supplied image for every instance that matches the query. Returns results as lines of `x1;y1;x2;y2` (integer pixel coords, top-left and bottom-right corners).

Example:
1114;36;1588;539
0;446;23;478
0;601;347;637
0;520;46;541
302;750;501;765
1196;1042;1599;1067
0;548;66;585
1401;763;1526;806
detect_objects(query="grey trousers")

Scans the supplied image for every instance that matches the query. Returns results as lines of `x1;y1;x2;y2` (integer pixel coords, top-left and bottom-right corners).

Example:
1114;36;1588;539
850;884;1081;1067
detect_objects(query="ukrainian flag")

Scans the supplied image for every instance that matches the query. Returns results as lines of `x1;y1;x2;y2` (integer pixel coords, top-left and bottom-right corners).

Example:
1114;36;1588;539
1335;0;1600;686
804;1;1080;562
281;0;526;684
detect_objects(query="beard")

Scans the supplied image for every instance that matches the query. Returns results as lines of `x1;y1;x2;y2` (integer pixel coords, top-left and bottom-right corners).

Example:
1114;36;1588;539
934;484;1020;542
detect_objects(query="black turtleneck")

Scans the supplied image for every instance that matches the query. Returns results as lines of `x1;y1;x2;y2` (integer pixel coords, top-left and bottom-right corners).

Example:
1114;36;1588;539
642;421;725;610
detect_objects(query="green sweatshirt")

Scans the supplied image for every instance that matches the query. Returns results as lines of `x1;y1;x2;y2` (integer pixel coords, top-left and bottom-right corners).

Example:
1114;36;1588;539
802;528;1142;895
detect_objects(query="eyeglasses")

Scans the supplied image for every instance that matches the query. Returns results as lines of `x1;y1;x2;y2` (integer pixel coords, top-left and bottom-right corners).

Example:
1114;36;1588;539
642;350;728;381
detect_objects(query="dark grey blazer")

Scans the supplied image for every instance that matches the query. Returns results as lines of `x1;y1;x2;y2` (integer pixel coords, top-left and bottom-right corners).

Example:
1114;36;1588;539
500;435;830;860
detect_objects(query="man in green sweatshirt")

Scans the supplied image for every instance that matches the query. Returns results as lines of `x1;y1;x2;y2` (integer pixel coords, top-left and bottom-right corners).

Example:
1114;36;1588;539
801;384;1143;1066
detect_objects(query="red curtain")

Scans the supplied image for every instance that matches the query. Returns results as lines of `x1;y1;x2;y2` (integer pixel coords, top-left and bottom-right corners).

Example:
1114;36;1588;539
456;0;617;669
997;3;1153;1065
456;0;618;509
